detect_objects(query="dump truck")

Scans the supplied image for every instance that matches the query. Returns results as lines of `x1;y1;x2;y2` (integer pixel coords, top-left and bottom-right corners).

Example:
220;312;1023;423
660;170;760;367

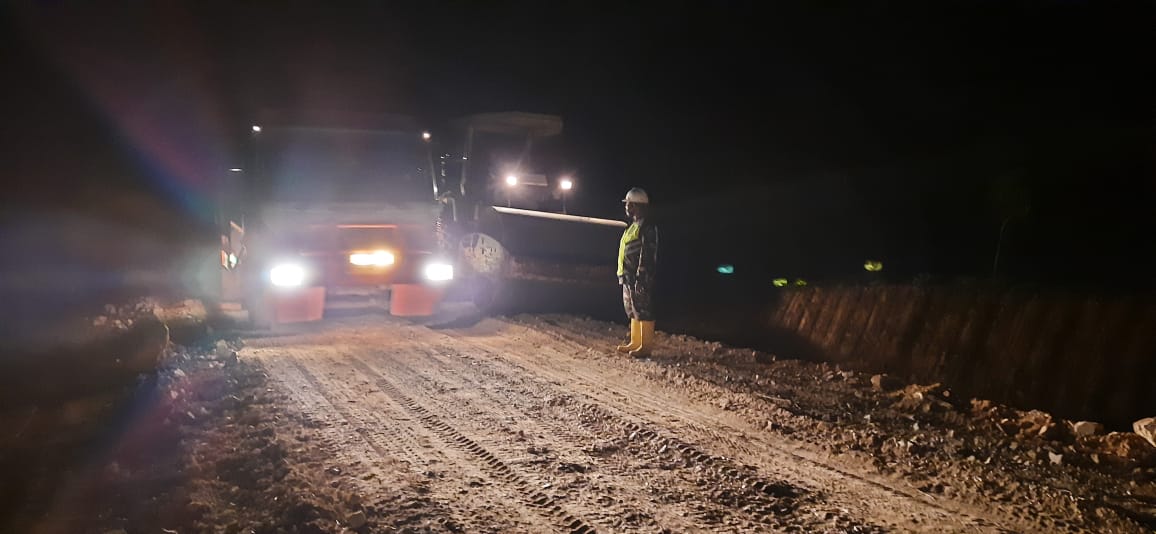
215;111;453;325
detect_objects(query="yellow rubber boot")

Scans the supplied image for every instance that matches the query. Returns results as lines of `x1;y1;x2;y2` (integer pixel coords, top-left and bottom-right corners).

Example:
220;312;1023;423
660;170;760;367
616;319;640;352
630;321;655;357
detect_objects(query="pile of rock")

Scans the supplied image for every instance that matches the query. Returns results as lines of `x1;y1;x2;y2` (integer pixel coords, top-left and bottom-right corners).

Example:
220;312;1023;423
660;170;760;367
1134;417;1156;448
870;374;1156;470
0;298;211;406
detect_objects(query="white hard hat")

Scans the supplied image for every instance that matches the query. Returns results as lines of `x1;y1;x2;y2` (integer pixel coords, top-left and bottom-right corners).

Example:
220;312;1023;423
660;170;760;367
622;187;649;204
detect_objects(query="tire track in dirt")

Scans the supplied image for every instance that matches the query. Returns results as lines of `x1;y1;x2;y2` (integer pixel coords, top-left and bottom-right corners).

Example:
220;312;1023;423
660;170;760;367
257;326;606;533
423;330;883;534
260;356;423;499
269;356;434;472
284;358;439;472
500;319;773;457
256;346;547;532
320;324;823;531
406;336;877;532
413;346;761;532
345;346;680;533
439;320;1015;533
361;334;789;533
342;356;600;534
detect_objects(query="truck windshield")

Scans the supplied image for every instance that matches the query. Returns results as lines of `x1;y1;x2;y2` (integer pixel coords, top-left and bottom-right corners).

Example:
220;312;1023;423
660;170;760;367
270;226;403;253
259;127;430;203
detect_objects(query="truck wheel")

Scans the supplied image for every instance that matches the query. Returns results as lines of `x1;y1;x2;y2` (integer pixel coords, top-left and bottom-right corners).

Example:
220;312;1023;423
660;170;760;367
244;290;274;330
471;276;504;315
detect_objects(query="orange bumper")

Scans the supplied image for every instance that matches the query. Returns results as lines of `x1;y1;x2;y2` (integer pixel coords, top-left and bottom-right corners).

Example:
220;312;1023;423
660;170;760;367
267;287;327;323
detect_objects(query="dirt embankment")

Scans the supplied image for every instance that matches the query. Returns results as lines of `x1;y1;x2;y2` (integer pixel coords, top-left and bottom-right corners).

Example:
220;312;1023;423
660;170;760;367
665;284;1156;431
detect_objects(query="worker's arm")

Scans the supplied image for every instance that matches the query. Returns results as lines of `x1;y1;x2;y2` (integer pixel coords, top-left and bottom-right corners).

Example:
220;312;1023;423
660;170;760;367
635;223;658;285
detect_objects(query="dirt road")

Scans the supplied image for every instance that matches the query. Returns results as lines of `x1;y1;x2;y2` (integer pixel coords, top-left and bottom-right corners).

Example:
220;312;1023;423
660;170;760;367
234;314;1154;533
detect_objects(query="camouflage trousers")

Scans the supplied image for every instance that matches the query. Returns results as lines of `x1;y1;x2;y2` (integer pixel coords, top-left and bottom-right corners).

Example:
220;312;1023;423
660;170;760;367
621;278;654;321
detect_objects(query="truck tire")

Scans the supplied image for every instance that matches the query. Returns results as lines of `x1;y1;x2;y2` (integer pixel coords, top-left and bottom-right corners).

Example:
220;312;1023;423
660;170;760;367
243;286;275;330
471;276;505;315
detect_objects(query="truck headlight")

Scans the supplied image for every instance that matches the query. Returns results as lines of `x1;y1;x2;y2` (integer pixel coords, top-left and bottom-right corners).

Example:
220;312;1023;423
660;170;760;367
423;262;454;282
269;263;307;287
350;250;395;267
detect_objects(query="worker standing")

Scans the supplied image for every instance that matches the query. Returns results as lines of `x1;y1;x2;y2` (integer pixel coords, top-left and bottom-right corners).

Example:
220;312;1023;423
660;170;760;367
616;187;658;357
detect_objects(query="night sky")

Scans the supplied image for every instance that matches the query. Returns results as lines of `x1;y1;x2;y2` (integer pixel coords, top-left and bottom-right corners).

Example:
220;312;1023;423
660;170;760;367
2;1;1153;288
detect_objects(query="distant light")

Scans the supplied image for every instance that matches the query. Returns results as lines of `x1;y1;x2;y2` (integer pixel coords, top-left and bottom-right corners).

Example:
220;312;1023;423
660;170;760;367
421;131;431;141
794;279;808;287
716;264;735;275
560;178;573;191
505;174;518;186
864;260;884;272
462;156;468;160
251;125;262;133
773;278;789;287
229;168;243;173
